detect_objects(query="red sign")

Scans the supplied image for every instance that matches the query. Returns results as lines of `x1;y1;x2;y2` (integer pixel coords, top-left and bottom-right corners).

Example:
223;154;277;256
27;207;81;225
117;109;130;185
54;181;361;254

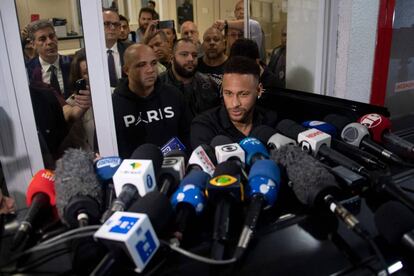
31;14;40;22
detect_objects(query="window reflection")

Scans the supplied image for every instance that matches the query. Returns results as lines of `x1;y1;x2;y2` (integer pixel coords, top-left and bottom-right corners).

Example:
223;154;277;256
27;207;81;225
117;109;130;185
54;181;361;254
16;0;98;169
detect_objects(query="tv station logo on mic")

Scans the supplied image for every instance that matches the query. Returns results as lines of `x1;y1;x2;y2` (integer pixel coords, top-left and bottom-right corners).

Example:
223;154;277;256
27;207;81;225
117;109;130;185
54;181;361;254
209;175;237;187
41;169;55;182
359;113;381;128
221;145;238;152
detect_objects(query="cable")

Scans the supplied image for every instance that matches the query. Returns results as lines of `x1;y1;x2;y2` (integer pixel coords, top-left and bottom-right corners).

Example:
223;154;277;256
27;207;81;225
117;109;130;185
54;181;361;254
160;240;237;265
27;232;96;253
41;225;100;245
356;230;389;276
16;248;72;273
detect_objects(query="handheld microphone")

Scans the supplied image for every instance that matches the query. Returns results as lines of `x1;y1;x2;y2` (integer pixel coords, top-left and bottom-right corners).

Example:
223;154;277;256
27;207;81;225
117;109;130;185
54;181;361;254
207;161;244;259
277;119;370;178
272;145;367;235
94;191;173;274
160;137;186;156
171;170;210;238
12;169;56;250
375;200;414;252
324;114;404;164
302;120;387;170
211;135;246;164
158;150;186;197
103;144;162;222
95;156;122;213
187;144;216;176
235;160;281;260
359;113;414;160
250;125;297;152
239;137;269;166
55;149;103;228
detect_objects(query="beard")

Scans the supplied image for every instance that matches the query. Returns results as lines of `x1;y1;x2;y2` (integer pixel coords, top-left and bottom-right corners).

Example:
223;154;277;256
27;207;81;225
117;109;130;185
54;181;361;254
173;59;196;78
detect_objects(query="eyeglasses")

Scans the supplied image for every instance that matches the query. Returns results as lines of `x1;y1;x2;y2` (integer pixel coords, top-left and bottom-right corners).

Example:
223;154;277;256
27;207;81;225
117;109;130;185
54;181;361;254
104;21;121;28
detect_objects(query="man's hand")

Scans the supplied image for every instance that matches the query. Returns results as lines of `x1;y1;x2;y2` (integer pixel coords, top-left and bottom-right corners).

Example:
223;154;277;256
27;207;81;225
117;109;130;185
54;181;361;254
0;190;16;215
143;20;159;42
213;20;225;31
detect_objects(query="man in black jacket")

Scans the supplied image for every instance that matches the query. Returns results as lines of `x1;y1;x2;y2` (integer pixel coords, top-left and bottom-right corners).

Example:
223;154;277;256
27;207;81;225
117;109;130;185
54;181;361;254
190;56;278;148
112;44;192;158
159;38;220;117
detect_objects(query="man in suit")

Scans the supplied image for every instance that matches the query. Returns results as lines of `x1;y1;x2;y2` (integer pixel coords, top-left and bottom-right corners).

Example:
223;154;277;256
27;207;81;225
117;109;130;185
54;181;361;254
26;19;72;99
103;8;131;87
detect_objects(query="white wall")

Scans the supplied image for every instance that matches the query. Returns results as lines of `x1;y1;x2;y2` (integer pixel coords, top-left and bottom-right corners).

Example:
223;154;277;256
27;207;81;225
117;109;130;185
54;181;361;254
334;0;380;103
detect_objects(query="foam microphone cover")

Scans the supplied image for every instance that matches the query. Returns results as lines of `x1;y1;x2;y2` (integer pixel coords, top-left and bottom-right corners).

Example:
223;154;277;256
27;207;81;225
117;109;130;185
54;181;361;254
130;143;163;176
250;125;277;145
26;169;56;206
55;148;103;226
271;144;339;208
276;119;306;139
210;135;233;148
128;191;174;235
375;201;414;246
213;160;241;177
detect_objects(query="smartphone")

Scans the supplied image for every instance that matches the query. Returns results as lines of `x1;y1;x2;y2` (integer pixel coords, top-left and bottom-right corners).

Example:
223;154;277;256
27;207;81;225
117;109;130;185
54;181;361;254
158;20;175;30
74;78;87;93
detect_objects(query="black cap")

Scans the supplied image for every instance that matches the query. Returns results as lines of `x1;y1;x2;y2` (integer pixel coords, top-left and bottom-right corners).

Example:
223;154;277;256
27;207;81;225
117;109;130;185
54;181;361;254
130;143;163;176
276;119;306;140
210;135;233;148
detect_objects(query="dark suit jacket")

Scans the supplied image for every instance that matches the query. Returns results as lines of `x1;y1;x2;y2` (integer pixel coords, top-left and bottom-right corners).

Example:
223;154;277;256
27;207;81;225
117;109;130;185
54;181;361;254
26;55;73;99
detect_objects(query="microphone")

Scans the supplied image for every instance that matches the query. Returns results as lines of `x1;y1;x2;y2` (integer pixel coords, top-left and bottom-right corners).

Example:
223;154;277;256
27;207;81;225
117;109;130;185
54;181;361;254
277;119;370;178
103;144;163;222
207;161;244;259
211;135;246;164
55;149;103;228
170;170;210;239
95;156;122;212
12;169;56;250
160;137;186;156
272;145;368;236
359;113;414;159
250;125;297;152
239;137;269;166
187;144;217;176
94;191;174;274
324;114;403;164
375;200;414;251
301;120;387;170
158;150;187;197
234;160;281;260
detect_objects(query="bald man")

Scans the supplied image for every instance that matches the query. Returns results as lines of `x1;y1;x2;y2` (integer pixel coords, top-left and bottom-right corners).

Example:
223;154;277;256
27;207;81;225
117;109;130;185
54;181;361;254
112;44;191;158
180;21;203;57
198;27;228;86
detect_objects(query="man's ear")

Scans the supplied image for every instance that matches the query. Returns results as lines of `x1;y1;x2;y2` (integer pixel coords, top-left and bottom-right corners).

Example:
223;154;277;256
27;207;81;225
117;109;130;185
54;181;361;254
122;64;129;76
257;82;264;98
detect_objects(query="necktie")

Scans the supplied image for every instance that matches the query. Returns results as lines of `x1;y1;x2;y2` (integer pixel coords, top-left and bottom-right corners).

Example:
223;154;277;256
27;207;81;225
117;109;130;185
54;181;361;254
107;49;117;87
49;65;61;93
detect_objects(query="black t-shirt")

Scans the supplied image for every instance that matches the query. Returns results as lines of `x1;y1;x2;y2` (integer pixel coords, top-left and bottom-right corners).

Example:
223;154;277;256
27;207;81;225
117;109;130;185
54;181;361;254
197;57;226;88
190;105;278;149
112;79;192;158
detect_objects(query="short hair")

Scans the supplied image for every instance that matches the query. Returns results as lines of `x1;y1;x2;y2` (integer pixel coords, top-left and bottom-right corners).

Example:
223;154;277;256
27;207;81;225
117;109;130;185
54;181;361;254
229;38;259;60
102;7;119;15
148;0;156;7
27;19;54;41
224;56;260;81
145;30;167;44
119;14;129;23
172;38;196;53
139;7;155;19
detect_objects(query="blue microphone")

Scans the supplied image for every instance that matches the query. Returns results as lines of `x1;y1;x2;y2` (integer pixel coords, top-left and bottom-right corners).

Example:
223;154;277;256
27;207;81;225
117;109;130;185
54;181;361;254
239;137;269;166
302;120;338;137
170;170;210;239
234;159;281;259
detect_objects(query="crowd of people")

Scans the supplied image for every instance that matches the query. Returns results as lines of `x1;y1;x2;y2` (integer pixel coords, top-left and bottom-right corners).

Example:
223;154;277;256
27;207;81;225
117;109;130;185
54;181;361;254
20;0;287;169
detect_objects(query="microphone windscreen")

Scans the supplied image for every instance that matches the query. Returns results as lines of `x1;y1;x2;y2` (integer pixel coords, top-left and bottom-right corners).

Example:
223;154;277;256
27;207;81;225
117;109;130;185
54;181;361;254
26;169;56;206
180;170;210;189
128;191;174;234
210;135;233;148
375;201;414;245
130;143;163;176
55;148;103;225
249;125;277;145
213;160;241;177
271;144;339;207
276;119;306;139
324;114;352;132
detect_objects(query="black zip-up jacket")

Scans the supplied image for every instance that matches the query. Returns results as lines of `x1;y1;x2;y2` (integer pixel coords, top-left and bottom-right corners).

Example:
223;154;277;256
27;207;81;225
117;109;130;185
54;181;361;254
112;78;192;158
158;69;220;118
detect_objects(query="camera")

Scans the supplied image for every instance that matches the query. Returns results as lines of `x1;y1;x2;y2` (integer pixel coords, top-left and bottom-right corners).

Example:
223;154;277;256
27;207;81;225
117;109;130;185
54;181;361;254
157;20;174;30
74;78;87;93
